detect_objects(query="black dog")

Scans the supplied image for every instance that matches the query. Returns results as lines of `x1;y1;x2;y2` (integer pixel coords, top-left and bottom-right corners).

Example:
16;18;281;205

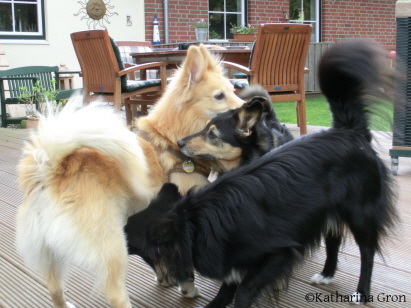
125;39;398;308
177;85;294;171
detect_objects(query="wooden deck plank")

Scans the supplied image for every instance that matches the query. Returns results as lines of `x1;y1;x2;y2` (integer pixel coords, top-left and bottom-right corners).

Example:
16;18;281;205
1;126;411;307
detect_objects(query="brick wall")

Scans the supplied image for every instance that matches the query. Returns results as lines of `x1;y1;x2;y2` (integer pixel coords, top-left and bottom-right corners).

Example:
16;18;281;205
321;0;396;49
145;0;208;44
145;0;396;49
247;0;288;26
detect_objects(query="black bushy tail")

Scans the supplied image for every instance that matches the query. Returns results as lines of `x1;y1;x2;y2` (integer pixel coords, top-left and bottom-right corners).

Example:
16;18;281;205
318;39;394;142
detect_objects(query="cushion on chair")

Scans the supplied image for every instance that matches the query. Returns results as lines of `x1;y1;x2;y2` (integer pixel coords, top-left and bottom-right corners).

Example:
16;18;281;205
118;45;158;80
249;41;256;67
125;79;161;92
230;79;249;90
110;37;128;92
233;72;248;79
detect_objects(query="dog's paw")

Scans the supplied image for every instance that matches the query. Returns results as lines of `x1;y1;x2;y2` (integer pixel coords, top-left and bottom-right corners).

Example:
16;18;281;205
350;292;365;305
154;274;176;287
65;302;76;308
179;282;200;298
310;273;333;285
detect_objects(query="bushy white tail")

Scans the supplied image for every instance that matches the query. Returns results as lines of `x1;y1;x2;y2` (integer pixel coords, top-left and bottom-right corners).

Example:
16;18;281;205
23;99;152;201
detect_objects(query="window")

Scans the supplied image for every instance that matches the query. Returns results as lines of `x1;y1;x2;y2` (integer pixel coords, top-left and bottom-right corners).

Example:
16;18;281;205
0;0;45;40
209;0;246;40
289;0;320;42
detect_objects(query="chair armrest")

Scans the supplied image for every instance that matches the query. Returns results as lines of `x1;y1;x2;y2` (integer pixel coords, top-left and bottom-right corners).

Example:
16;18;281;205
123;62;135;68
117;62;167;77
220;61;254;76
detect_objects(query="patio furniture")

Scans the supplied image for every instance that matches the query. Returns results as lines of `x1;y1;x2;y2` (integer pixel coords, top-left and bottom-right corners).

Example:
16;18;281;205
131;48;252;75
70;30;167;125
221;23;312;135
116;40;159;80
0;66;81;127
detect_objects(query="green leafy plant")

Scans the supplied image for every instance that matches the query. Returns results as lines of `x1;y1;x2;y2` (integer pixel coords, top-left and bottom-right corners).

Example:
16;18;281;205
209;29;222;39
231;23;256;34
18;80;59;118
192;19;209;28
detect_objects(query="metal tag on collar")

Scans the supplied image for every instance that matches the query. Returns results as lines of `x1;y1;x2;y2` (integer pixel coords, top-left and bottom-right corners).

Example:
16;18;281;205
182;160;195;173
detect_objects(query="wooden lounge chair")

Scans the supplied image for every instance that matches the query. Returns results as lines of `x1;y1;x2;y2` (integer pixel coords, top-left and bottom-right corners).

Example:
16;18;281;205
70;30;167;126
223;23;312;135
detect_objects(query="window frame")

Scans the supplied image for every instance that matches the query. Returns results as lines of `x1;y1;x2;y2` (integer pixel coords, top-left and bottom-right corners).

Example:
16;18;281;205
208;0;247;41
289;0;320;42
0;0;45;40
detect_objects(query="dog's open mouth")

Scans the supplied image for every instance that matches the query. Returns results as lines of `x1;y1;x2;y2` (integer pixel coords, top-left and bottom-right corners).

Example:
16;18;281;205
180;148;215;160
194;154;215;160
187;153;215;160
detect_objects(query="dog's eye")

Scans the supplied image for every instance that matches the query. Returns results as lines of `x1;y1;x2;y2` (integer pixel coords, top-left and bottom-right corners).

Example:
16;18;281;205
214;92;225;101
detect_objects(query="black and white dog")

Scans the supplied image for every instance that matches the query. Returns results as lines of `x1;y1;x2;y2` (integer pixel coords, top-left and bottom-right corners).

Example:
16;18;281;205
176;85;294;172
125;39;398;308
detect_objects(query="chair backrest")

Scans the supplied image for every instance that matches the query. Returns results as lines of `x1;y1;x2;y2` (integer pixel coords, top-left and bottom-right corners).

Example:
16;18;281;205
71;30;120;94
116;41;158;80
249;23;312;92
116;41;153;64
0;66;58;98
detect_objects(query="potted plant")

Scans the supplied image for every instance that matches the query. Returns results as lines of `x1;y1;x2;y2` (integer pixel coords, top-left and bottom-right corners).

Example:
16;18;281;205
192;18;208;42
18;80;59;128
231;23;257;42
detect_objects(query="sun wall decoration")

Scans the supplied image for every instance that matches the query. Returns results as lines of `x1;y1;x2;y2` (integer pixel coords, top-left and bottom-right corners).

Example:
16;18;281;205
74;0;118;29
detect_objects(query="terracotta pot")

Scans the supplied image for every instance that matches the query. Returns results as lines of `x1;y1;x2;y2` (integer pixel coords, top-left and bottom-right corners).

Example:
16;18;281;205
232;33;256;42
26;118;40;129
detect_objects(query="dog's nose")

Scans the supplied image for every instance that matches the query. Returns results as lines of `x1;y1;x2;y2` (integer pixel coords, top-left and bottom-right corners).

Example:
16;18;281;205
177;139;185;148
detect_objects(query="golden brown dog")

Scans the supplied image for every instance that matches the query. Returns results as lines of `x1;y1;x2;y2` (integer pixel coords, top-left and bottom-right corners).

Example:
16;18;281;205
16;44;243;308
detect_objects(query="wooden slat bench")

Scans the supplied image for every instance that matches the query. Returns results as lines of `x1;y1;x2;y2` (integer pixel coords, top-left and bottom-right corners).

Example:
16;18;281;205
0;66;81;128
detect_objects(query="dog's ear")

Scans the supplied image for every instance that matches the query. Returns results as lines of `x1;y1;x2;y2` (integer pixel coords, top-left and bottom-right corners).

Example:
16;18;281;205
235;100;264;137
147;217;178;245
158;183;182;202
248;96;272;113
182;44;218;86
150;183;182;211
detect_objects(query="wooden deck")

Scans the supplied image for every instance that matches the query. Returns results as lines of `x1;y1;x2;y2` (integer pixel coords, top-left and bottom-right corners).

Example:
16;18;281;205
1;125;410;307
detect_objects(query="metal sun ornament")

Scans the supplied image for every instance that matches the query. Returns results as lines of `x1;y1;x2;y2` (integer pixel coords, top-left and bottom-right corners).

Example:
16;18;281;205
74;0;118;29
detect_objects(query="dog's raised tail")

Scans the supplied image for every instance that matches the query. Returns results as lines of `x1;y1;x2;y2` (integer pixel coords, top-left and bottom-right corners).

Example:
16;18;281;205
18;100;152;203
318;39;394;141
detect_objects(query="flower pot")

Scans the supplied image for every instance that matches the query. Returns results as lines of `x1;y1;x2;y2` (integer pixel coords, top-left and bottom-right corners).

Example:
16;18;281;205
195;28;208;42
26;117;39;129
233;33;256;42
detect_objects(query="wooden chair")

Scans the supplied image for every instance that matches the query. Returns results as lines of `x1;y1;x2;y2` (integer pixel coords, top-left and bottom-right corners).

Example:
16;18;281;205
70;30;167;125
115;40;161;116
222;23;312;135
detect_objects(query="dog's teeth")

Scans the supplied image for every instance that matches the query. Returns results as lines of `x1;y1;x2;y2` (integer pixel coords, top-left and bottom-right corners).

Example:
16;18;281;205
310;273;332;284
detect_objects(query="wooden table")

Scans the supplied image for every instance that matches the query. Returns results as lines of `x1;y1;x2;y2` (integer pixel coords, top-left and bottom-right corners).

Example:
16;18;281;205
131;48;252;71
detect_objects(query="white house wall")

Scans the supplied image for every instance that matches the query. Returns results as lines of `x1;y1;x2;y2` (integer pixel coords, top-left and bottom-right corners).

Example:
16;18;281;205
1;0;146;87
